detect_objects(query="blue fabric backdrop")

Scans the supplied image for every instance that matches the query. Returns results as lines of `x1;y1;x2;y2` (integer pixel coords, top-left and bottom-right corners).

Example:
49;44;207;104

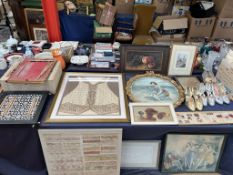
59;11;95;43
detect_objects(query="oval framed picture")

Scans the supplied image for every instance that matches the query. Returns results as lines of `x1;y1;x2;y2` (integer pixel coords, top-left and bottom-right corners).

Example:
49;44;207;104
126;73;184;107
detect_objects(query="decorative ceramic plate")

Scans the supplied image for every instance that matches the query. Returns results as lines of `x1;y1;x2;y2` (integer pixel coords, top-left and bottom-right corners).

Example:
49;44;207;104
34;52;53;59
0;91;48;124
126;73;184;107
6;54;23;64
70;55;89;65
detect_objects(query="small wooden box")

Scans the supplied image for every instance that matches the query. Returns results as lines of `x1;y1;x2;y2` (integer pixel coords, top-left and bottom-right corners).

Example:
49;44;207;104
0;61;62;94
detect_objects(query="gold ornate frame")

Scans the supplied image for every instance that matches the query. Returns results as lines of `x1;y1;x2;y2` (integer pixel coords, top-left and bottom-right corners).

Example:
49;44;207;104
126;73;185;108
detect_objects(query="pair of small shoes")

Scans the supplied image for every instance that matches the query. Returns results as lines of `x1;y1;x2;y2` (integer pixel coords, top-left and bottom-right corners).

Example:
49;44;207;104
212;83;224;105
201;94;208;106
193;87;203;111
207;92;215;106
185;87;203;111
185;87;196;111
219;83;231;104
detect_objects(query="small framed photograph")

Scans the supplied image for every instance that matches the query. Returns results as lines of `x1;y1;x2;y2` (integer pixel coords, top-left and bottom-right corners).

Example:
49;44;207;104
175;76;200;89
121;141;161;168
33;26;48;41
45;72;128;123
129;103;178;125
168;44;197;76
90;61;110;69
162;134;226;173
121;44;170;74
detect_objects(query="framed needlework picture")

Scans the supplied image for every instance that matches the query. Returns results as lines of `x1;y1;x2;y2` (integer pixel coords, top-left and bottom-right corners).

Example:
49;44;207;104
162;134;226;173
121;140;161;168
0;91;48;124
168;44;197;76
39;128;122;175
46;72;128;123
129;103;178;125
121;45;170;74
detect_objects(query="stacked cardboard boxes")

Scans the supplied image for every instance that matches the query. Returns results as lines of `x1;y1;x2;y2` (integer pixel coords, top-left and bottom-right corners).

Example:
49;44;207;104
212;0;233;41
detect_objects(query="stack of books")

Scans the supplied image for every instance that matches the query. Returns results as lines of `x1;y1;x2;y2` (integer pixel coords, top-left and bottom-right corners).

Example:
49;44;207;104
93;20;112;39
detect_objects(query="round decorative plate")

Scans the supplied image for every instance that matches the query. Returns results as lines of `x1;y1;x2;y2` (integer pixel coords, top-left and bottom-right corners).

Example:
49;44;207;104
126;73;184;107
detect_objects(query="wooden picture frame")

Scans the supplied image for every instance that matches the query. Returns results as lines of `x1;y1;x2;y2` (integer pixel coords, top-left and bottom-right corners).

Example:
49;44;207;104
121;44;170;74
121;140;161;168
32;26;48;41
162;134;226;173
126;73;185;107
24;8;46;39
168;44;197;76
129;103;178;125
0;91;48;124
45;72;129;123
39;128;122;175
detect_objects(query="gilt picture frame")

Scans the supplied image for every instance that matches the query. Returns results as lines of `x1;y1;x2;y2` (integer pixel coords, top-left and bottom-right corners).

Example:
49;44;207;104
162;134;226;173
168;44;197;76
126;73;184;107
121;45;170;74
45;72;128;123
129;103;178;125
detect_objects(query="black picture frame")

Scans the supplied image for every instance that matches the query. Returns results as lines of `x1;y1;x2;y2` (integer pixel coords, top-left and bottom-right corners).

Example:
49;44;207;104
161;133;226;173
0;91;49;124
121;44;170;74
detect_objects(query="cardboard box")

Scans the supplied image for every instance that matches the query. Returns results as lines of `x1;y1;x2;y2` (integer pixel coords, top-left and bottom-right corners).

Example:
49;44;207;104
152;0;173;14
187;13;216;41
212;18;233;41
96;3;116;26
132;35;155;45
214;0;233;18
0;61;62;94
172;5;190;16
153;15;188;35
115;0;134;14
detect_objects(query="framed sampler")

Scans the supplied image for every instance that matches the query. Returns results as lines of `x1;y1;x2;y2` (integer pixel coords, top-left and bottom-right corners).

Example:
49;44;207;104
39;128;122;175
0;91;48;124
45;72;128;123
121;44;170;74
162;134;226;173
